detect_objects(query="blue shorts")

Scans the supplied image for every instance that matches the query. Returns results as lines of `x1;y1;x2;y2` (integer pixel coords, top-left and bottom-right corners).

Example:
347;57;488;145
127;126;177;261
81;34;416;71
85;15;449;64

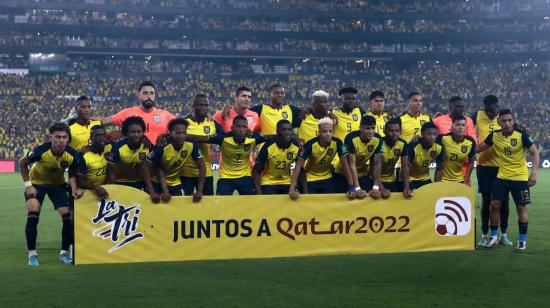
181;176;214;196
477;165;499;194
217;176;255;196
410;179;432;190
24;184;71;209
383;181;403;192
151;182;184;196
307;178;335;194
261;184;290;195
492;178;531;206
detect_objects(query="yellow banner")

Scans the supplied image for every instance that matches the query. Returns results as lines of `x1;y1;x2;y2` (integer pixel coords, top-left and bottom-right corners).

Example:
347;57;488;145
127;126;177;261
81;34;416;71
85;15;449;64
74;182;475;265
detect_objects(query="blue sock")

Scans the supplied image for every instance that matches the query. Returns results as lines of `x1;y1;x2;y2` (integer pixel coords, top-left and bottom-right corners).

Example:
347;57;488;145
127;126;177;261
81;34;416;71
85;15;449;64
490;225;498;238
519;234;527;242
518;221;528;242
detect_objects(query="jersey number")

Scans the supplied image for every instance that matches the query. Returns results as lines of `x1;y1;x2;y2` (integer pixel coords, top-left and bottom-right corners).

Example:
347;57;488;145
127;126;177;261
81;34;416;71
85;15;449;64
346;123;352;132
503;147;512;156
422;160;430;167
275;161;287;170
234;153;243;163
95;166;107;176
450;153;458;161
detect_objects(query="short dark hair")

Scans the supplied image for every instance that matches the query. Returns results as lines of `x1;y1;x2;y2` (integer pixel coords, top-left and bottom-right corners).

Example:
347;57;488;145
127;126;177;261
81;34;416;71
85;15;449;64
90;124;106;136
498;109;513;118
233;114;248;125
138;81;155;92
449;96;463;104
276;119;291;129
452;116;467;123
122;116;146;136
483;95;498;106
168;118;189;132
369;91;384;100
384;119;401;131
235;86;252;97
408;92;421;100
421;121;437;134
75;95;90;105
49;122;70;135
338;87;358;96
192;94;208;104
361;115;376;127
269;84;284;92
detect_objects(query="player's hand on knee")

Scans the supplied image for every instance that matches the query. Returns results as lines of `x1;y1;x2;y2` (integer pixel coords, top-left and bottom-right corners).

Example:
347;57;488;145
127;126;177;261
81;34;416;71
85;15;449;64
380;188;391;199
193;191;203;203
150;192;161;204
161;191;171;203
25;186;37;199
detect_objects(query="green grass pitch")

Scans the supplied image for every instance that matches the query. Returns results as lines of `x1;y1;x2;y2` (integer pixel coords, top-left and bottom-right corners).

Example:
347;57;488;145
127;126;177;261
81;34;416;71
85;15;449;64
1;171;549;306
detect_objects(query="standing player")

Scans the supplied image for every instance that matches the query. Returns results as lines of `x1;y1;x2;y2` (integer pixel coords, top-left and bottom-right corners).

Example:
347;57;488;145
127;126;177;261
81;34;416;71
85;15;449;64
476;109;539;250
365;90;390;137
19;123;81;266
379;120;412;198
298;90;334;144
213;86;260;133
333;115;383;198
76;125;110;199
407;122;445;190
252;120;302;195
289;117;351;199
106;116;151;190
435;116;476;184
397;92;432;143
250;84;302;136
181;94;220;196
331;87;364;141
101;81;175;144
433;96;477;140
67;96;102;151
143;118;206;203
473;95;511;246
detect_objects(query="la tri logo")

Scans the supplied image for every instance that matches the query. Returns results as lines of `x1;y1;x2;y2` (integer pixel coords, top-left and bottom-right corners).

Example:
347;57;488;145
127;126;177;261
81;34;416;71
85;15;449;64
92;199;144;253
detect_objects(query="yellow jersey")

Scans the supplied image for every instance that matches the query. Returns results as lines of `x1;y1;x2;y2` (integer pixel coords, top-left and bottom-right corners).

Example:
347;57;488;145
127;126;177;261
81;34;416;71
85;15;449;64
335;131;383;176
299;137;348;182
298;114;324;143
380;138;408;183
473;110;501;167
181;117;220;177
78;143;113;185
68;119;102;151
436;134;476;182
106;140;151;183
484;129;534;181
250;104;301;135
407;141;445;181
397;112;432;143
365;111;390;137
27;142;80;185
255;140;301;185
208;132;267;179
148;142;202;186
331;107;364;141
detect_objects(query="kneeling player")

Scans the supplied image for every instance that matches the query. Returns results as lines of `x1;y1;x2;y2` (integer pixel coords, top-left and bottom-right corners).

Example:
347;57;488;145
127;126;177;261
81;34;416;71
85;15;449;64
143;118;205;203
253;120;301;195
19;123;81;266
379;120;412;198
76;125;110;199
106;116;151;190
435;116;475;184
407;122;445;190
334;115;383;199
476;110;539;250
289;117;351;199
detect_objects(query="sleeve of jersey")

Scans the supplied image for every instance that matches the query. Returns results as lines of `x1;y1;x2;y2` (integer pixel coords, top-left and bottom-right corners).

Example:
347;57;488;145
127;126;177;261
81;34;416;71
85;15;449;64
213;121;224;136
26;144;48;163
375;137;384;154
336;139;348;157
435;134;443;146
147;146;164;167
407;143;415;161
208;133;225;145
105;144;120;164
521;131;534;149
191;143;203;160
471;112;478;125
290;105;302;128
344;134;356;154
110;109;129;126
67;148;81;174
298;141;313;160
255;142;269;165
400;142;409;157
468;139;476;159
436;147;445;164
252;132;267;144
77;153;87;175
483;132;494;146
250;105;262;115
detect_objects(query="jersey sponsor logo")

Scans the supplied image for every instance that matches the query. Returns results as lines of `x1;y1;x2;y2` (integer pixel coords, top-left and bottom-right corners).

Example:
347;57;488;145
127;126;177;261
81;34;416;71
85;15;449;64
139;152;146;161
281;111;288;119
203;126;211;134
461;145;468;153
286;152;294;160
352;114;358;121
327;148;335;156
511;138;517;146
153;115;161;123
430;151;436;158
367;144;375;152
394;149;401;156
243;144;251;151
180;150;188;158
60;160;69;169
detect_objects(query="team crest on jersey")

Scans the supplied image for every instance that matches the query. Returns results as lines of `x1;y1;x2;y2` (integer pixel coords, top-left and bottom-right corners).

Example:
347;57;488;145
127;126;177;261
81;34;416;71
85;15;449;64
246;117;253;125
327;148;335;156
430;151;436;158
203;126;211;134
243;144;251;151
286;152;294;160
60;160;69;169
352;114;359;121
394;149;401;156
180;151;188;158
511;139;517;146
139;152;146;160
281;111;288;119
367;144;375;152
461;145;468;153
153;115;161;123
